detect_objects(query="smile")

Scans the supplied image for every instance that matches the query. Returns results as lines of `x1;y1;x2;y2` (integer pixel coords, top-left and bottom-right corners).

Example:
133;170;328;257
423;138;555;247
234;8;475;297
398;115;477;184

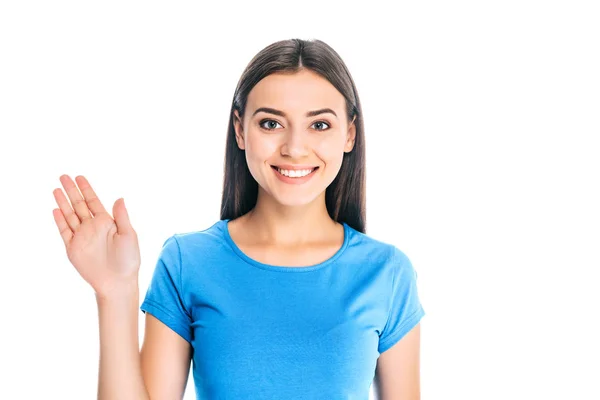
271;166;319;184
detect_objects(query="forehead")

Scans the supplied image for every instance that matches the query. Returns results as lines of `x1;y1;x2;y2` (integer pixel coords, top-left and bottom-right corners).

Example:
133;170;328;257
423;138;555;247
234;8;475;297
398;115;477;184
246;69;346;116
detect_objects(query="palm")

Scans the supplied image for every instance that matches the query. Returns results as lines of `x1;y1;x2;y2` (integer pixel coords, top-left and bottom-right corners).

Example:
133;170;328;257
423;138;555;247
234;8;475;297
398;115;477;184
53;175;141;297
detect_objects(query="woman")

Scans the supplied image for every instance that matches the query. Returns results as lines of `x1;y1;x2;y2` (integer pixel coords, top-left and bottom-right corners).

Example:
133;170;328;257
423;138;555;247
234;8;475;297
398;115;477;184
52;38;425;399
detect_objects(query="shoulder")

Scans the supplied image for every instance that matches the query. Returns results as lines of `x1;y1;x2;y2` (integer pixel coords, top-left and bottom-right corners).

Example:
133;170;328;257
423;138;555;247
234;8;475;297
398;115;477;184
346;225;408;264
171;219;227;246
152;220;232;289
158;219;229;260
344;225;416;284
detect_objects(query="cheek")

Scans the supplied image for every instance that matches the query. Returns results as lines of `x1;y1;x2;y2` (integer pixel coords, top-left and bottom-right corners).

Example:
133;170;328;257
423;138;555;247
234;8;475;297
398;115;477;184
313;136;346;165
245;131;278;164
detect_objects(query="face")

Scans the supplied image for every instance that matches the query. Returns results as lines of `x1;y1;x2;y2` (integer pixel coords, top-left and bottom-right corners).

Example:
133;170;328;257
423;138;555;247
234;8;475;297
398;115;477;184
233;69;356;207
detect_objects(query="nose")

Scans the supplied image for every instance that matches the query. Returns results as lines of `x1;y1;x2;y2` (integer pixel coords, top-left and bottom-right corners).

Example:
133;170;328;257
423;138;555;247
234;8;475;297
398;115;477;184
280;128;309;158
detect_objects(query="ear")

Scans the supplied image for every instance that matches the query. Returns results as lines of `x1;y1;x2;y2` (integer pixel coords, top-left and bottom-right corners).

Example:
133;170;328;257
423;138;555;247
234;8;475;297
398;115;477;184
344;115;357;153
233;109;245;150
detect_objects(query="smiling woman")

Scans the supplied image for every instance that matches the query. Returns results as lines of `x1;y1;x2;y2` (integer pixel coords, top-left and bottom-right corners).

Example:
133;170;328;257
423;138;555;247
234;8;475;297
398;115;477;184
230;68;357;209
52;38;425;400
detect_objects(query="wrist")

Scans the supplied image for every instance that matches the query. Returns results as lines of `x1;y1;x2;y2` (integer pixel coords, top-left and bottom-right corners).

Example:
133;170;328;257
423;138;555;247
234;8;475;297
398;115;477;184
95;279;139;303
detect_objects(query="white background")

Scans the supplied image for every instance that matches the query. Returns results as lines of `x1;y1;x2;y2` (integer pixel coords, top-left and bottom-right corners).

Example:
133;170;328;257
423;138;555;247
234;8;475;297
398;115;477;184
1;0;599;399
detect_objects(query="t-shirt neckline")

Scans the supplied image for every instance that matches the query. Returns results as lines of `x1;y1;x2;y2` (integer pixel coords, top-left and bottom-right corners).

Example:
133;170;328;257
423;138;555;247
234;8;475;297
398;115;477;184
221;219;350;272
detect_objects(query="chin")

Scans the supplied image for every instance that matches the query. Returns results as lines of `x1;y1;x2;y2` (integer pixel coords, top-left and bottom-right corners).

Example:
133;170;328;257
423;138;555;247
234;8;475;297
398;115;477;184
267;190;324;208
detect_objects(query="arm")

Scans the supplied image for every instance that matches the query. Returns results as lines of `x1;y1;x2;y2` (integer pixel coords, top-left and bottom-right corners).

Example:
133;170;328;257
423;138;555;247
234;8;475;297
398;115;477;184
140;313;193;398
373;323;421;400
52;175;190;398
95;285;193;400
96;284;149;400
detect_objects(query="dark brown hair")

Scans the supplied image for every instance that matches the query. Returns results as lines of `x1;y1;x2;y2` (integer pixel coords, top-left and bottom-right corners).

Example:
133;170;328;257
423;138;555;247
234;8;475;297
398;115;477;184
220;38;366;233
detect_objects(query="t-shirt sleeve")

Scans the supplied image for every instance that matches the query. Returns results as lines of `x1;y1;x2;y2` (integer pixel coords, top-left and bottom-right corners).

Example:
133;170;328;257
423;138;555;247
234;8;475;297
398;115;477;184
378;248;425;354
140;235;193;344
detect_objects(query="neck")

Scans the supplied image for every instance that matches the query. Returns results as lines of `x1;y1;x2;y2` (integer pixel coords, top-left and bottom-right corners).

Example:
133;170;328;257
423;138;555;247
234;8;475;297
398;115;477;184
244;190;339;246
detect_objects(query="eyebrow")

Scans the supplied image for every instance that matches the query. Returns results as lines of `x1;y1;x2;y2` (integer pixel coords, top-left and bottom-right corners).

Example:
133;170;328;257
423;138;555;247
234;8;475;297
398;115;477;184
251;107;338;119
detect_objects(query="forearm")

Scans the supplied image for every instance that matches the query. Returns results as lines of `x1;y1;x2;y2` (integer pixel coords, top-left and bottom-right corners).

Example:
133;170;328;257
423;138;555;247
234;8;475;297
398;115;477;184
96;282;149;400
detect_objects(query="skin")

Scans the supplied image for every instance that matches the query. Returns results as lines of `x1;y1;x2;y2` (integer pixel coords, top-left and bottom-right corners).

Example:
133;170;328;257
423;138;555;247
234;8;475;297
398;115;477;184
374;323;422;399
229;68;357;266
52;68;420;399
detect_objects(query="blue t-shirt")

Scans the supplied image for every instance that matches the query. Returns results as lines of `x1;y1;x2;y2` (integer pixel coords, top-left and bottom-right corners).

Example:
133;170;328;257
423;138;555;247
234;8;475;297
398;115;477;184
140;219;425;399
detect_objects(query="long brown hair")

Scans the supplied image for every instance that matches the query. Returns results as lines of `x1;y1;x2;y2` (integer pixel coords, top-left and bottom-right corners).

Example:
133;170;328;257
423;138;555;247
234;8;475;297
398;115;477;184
220;38;367;233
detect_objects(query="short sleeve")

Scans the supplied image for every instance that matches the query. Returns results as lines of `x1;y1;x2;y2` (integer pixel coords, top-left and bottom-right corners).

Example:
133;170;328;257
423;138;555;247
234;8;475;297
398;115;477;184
140;235;193;344
378;248;425;353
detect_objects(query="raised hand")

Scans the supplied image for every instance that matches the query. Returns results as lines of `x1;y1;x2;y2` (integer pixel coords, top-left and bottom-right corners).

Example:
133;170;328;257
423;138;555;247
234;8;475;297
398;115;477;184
52;175;141;299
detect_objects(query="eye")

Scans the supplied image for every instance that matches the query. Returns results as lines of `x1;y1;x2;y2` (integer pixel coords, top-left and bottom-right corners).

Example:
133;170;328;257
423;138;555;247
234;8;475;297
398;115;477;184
259;119;282;131
311;121;330;131
259;119;331;132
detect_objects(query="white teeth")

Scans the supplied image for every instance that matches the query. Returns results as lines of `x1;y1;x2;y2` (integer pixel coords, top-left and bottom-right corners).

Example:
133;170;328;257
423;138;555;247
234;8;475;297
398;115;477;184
276;168;315;178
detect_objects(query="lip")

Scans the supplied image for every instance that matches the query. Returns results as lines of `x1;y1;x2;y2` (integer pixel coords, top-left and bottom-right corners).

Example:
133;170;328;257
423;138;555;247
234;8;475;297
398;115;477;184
271;165;319;184
271;164;319;170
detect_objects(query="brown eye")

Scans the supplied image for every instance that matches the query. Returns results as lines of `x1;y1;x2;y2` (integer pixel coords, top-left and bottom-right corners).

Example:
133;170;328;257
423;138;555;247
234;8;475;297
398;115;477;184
259;119;282;131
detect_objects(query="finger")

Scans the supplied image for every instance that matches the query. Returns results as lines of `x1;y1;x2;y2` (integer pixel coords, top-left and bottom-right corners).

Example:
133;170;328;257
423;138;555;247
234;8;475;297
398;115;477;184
75;175;108;217
60;174;93;222
53;186;81;232
113;198;133;235
52;207;73;248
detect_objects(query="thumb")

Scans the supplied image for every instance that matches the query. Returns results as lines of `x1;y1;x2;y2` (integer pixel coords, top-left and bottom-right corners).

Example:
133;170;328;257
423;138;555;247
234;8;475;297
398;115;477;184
113;198;133;234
